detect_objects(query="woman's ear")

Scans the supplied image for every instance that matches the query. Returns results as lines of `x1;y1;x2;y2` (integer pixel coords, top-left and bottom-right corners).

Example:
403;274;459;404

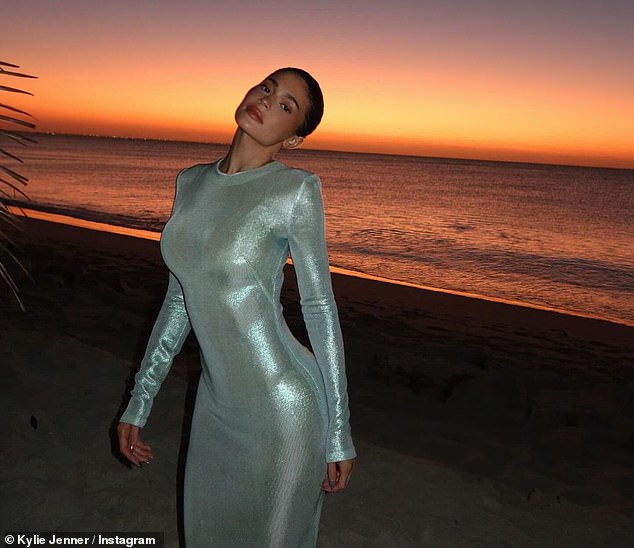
282;135;304;150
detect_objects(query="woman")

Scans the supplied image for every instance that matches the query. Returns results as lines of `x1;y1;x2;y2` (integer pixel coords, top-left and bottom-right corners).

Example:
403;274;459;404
117;67;356;547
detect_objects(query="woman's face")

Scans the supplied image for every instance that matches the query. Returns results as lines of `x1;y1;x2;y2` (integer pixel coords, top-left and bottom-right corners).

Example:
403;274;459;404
235;70;310;148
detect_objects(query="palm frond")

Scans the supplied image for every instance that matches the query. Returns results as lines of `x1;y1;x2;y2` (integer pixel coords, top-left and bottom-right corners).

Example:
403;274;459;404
0;130;37;145
0;114;36;129
0;260;25;310
0;147;24;163
1;61;37;310
0;203;28;311
0;165;29;185
0;85;34;96
0;69;37;80
0;204;22;224
0;103;34;117
0;178;30;199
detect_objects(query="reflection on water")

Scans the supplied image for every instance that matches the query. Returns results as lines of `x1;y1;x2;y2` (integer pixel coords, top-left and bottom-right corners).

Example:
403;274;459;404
11;134;634;326
14;206;622;327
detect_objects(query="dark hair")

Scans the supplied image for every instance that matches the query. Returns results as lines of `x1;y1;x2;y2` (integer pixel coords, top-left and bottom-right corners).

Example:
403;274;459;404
275;67;324;138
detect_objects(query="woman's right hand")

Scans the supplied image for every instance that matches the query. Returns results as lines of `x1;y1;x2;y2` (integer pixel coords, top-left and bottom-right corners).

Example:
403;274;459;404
117;422;153;466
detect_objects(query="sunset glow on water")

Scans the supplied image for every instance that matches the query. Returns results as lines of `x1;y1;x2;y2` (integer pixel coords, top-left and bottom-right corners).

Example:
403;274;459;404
10;135;634;327
3;2;634;326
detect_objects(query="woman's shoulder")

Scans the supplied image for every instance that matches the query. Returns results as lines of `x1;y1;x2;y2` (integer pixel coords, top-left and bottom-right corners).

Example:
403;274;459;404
277;162;316;179
274;163;320;192
177;162;215;181
170;163;216;202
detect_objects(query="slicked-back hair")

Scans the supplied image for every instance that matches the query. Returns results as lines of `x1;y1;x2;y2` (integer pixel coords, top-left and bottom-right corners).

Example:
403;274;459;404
274;67;324;138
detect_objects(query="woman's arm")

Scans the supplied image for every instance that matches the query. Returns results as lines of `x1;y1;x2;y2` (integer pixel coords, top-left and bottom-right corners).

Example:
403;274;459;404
287;175;356;465
118;272;191;464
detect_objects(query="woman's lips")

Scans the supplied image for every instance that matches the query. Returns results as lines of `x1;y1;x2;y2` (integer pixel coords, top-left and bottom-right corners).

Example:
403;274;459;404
246;105;263;124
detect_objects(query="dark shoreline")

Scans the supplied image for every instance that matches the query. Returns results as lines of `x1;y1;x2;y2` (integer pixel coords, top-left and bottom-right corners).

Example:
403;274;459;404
9;205;634;331
2;215;634;545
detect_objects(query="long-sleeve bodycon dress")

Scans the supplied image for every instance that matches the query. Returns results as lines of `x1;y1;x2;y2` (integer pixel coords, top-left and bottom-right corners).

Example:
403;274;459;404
120;159;356;547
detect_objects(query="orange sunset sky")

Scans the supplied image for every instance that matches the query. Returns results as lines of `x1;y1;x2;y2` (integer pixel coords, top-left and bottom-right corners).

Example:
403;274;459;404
3;1;634;168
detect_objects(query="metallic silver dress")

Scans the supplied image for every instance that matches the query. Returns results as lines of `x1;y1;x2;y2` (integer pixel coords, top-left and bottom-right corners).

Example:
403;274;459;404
120;160;356;547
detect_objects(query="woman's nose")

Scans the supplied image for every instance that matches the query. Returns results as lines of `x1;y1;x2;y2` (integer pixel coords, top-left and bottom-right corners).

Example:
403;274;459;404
259;95;270;109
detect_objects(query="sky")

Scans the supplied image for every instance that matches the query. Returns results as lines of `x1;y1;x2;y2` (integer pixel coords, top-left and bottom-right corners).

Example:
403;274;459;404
3;0;633;168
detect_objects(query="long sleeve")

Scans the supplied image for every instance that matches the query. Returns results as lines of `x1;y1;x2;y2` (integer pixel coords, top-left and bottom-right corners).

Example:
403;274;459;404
288;175;356;462
120;271;192;427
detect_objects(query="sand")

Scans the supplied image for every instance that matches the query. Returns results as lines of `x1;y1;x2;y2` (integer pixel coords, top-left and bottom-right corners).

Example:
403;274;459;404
1;216;633;547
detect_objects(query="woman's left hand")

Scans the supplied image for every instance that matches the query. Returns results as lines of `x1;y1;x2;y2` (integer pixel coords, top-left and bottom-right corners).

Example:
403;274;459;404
322;458;356;492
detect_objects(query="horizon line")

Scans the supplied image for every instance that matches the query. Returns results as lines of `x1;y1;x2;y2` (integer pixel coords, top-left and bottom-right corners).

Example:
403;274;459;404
25;130;634;172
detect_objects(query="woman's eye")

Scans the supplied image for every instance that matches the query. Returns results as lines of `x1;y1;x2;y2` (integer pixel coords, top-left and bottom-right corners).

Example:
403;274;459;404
281;103;291;113
261;85;270;93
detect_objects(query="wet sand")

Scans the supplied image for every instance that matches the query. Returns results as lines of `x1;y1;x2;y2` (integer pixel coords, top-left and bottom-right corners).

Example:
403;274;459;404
2;217;633;546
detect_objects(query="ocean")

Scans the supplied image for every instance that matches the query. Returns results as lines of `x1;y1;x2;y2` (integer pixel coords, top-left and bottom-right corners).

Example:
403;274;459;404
8;133;634;326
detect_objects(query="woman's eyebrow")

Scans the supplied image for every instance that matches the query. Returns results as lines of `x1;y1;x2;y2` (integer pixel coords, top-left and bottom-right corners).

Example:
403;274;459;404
267;77;300;111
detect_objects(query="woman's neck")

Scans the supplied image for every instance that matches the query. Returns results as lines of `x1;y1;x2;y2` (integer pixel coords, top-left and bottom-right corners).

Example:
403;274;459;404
219;129;281;174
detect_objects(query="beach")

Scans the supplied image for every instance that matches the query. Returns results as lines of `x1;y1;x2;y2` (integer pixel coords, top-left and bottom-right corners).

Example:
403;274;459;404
2;216;634;547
